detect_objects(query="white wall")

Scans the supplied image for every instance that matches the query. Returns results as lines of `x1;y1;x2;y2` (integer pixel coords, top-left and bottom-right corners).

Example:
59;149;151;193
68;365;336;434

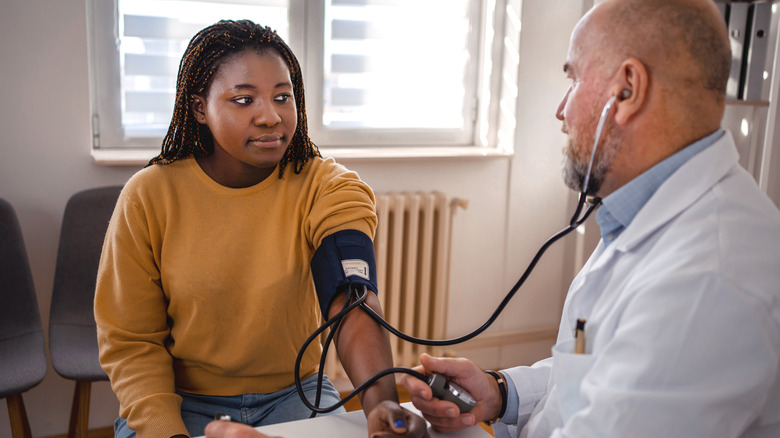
0;0;583;435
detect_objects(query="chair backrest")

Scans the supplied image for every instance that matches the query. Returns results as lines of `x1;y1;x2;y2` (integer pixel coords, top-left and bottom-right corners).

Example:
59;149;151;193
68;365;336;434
49;186;122;381
0;198;47;398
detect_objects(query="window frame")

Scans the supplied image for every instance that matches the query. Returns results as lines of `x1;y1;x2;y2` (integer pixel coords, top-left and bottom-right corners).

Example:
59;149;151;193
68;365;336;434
87;0;515;164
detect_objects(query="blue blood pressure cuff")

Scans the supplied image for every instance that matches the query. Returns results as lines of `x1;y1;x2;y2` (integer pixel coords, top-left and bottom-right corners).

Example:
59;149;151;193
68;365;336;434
311;229;378;316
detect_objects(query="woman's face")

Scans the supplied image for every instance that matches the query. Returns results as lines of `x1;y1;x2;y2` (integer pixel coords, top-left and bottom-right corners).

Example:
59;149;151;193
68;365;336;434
192;49;297;186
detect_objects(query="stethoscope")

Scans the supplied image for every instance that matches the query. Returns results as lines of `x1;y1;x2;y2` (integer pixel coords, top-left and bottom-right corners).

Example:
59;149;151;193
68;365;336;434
295;91;625;415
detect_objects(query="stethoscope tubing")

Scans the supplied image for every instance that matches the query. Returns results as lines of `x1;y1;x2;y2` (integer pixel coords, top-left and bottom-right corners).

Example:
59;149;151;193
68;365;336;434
295;197;600;414
296;94;617;414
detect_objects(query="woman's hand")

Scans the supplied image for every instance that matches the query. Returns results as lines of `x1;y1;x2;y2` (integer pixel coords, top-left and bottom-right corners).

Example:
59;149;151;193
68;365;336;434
366;400;430;438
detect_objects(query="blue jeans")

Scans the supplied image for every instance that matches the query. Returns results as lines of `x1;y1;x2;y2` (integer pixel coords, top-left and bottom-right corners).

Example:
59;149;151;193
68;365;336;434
114;373;345;438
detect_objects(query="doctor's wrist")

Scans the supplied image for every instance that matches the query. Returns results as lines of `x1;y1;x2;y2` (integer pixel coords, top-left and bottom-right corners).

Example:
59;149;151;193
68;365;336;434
483;370;507;426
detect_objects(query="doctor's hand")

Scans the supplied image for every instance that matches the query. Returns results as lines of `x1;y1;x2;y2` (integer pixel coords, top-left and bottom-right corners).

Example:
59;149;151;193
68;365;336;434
400;354;504;433
203;420;281;438
366;400;429;438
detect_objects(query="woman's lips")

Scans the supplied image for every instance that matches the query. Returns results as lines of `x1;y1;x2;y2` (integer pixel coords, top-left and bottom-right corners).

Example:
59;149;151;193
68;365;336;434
249;135;283;148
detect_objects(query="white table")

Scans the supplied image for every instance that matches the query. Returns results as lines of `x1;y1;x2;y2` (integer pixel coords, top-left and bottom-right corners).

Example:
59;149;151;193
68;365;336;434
209;403;493;438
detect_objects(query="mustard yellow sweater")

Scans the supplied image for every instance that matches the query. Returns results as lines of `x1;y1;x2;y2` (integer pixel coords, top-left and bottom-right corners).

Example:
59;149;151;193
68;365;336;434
95;157;376;438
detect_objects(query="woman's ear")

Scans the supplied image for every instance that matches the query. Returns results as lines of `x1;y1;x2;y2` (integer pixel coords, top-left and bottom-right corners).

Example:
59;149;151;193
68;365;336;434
191;95;207;124
611;57;647;125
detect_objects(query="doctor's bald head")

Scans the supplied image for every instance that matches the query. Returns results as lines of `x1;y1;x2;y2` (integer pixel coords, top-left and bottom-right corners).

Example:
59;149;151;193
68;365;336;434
558;0;733;197
584;0;731;108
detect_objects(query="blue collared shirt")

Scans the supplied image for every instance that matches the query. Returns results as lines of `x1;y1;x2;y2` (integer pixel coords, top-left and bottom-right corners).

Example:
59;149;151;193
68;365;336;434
499;129;725;426
596;129;724;246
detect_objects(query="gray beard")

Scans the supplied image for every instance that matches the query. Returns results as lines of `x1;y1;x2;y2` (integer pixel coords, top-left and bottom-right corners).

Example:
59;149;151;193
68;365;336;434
561;132;620;195
562;150;592;193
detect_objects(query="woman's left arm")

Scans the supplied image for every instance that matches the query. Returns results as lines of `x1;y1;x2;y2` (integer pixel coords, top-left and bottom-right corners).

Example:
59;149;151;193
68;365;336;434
330;289;397;411
329;290;428;437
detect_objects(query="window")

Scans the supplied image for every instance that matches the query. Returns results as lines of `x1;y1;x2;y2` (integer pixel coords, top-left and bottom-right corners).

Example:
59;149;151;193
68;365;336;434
308;0;478;146
87;0;289;151
87;0;513;160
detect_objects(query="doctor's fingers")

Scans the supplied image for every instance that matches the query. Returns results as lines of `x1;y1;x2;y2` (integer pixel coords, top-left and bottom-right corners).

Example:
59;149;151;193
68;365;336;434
416;409;476;434
419;354;485;388
409;395;467;421
400;369;433;400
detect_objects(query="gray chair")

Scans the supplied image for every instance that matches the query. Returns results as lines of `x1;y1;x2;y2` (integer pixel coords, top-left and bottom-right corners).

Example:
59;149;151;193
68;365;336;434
49;186;122;438
0;198;47;438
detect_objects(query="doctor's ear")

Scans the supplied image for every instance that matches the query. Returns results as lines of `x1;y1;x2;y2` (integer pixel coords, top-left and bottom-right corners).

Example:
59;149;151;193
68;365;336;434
611;57;647;125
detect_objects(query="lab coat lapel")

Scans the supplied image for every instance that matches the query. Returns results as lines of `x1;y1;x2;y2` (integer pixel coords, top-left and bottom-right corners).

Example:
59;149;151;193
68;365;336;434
562;241;616;339
614;131;740;254
562;132;740;335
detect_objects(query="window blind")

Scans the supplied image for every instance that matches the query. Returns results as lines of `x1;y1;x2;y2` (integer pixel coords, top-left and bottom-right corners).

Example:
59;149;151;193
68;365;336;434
323;0;473;130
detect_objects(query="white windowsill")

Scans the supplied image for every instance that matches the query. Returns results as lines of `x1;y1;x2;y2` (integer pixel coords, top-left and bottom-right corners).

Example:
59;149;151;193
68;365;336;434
91;145;514;166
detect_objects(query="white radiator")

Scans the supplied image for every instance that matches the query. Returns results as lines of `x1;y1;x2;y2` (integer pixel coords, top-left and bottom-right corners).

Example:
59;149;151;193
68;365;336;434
322;191;467;385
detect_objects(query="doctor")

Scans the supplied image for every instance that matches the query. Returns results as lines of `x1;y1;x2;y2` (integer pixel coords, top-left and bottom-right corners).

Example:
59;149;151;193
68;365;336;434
401;0;780;437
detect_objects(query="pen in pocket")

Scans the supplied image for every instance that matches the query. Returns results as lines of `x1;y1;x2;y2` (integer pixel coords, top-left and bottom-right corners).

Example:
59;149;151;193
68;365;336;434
575;318;586;354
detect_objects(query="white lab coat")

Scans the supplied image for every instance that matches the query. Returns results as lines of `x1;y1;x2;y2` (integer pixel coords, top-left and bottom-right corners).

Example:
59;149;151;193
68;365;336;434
494;132;780;438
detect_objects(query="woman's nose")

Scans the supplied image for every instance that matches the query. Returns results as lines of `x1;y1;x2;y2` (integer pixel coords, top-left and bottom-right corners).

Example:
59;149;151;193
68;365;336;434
254;102;281;127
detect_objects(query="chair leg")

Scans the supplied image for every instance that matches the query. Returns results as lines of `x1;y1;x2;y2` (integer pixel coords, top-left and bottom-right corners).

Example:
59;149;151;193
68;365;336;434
68;381;92;438
6;393;33;438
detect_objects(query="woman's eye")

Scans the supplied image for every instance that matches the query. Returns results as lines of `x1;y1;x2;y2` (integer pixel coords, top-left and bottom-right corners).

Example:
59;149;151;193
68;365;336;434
234;96;252;105
275;93;292;103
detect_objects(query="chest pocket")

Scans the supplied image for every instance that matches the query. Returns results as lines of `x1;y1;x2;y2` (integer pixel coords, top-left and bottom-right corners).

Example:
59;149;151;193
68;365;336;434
552;339;597;423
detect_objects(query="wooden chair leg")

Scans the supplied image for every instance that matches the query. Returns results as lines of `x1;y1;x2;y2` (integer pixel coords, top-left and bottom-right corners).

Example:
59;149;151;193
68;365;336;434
6;393;33;438
68;381;91;438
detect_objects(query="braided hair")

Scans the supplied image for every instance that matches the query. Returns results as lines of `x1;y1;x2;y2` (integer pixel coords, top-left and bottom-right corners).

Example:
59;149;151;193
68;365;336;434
148;19;320;178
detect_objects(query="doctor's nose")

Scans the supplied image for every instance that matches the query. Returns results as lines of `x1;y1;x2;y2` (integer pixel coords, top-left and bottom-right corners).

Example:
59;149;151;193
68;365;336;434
556;87;570;121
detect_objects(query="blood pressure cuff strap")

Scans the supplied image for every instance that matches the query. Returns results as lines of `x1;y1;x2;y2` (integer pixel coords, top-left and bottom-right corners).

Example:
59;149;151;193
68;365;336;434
311;229;378;316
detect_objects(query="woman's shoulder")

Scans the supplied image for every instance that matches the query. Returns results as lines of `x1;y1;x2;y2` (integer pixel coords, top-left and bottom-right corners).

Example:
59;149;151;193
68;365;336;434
302;156;361;182
298;156;374;204
305;155;341;171
129;158;193;183
120;158;194;204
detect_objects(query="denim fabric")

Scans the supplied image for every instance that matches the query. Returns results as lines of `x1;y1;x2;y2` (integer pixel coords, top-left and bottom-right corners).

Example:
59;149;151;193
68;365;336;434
114;373;345;438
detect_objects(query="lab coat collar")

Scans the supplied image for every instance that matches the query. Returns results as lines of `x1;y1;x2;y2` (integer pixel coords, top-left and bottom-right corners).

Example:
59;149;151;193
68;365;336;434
611;131;740;254
564;132;740;327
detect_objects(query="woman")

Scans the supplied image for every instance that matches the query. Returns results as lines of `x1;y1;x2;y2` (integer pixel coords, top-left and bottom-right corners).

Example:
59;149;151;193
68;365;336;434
95;20;425;438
